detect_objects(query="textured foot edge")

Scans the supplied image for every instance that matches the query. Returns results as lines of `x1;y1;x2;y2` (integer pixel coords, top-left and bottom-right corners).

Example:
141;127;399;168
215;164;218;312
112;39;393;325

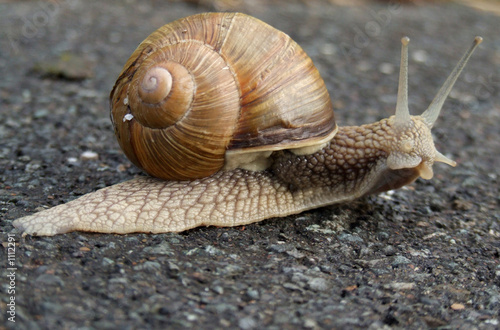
11;215;188;236
12;216;73;237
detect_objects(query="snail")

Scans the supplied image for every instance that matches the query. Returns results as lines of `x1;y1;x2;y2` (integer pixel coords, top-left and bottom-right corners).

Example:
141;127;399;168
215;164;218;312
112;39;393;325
13;12;482;236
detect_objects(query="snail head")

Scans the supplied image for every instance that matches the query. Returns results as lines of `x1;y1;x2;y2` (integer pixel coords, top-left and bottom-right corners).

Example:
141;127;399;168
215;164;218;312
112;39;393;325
387;36;482;180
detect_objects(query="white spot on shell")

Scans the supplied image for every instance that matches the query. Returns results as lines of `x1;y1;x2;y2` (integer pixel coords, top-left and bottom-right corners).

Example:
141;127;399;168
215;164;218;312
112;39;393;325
123;96;129;105
123;113;134;122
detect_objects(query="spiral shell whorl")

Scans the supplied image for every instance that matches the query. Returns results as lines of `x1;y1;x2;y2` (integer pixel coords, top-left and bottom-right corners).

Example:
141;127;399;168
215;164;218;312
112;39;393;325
111;33;241;180
138;66;172;104
128;60;195;129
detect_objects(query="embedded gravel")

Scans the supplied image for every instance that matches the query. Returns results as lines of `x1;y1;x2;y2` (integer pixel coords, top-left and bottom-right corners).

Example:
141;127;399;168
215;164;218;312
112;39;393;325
1;0;499;329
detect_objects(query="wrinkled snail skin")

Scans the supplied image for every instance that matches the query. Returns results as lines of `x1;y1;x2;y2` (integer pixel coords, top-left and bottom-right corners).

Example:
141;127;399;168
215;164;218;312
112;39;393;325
9;116;452;236
11;119;418;236
12;13;482;236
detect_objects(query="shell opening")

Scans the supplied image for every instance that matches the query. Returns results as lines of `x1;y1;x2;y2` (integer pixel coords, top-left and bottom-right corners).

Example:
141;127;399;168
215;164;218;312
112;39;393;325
138;66;172;104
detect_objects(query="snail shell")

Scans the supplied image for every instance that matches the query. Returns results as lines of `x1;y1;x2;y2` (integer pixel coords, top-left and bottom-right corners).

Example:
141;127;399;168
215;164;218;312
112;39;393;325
110;12;336;180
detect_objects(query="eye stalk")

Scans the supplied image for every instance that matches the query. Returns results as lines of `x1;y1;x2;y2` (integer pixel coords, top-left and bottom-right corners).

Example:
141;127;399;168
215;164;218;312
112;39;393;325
422;36;483;128
391;36;482;179
394;36;411;128
394;36;483;128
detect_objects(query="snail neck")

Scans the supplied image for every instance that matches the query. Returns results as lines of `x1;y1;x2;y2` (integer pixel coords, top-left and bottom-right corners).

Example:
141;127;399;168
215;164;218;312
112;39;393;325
270;118;420;200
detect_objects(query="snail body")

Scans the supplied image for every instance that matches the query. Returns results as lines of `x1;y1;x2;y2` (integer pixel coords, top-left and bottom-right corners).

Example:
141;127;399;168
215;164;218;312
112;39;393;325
13;13;482;236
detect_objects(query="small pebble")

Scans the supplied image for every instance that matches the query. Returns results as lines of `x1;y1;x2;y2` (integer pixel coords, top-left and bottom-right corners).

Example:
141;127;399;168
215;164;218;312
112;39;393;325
356;60;371;72
34;109;49;119
308;277;329;292
450;303;465;310
212;286;224;295
391;256;411;267
384;282;415;290
304;318;318;328
238;316;257;330
319;43;337;56
143;242;174;256
22;89;31;102
412;49;428;63
338;233;364;243
245;288;260;300
35;274;65;287
102;257;114;266
383;245;396;256
379;63;395;75
80;150;99;161
205;245;224;256
133;261;161;272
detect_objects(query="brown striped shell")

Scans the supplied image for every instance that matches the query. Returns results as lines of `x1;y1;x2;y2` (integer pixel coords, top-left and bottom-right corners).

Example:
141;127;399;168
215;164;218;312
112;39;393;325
110;12;336;180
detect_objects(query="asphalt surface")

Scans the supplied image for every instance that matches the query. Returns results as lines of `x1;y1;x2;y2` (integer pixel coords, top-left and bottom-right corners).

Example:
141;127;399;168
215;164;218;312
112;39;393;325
1;0;499;329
